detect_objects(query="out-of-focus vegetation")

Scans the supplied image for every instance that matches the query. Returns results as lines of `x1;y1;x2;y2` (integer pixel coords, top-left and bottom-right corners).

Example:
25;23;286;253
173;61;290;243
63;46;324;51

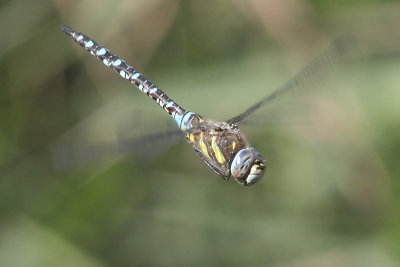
1;0;400;266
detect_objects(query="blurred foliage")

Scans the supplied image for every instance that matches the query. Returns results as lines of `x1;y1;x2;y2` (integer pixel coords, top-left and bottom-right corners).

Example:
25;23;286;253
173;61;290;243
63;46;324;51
1;0;400;266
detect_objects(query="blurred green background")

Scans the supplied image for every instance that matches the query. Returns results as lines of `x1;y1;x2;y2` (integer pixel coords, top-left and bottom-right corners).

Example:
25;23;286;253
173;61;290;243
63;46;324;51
1;0;400;266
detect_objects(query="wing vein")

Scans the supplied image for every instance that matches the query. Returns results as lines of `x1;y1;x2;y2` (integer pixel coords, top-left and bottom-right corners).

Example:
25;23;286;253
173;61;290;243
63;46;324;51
227;36;357;125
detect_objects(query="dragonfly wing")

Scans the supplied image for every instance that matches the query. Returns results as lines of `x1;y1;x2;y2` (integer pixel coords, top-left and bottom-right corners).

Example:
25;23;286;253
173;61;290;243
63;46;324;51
50;108;182;171
227;35;358;125
51;129;183;170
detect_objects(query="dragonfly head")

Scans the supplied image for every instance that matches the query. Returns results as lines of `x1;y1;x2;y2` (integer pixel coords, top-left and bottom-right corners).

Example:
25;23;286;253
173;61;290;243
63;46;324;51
230;147;266;186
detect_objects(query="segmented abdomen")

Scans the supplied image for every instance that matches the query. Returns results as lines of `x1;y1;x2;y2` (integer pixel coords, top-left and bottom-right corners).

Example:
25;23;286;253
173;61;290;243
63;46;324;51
62;26;200;130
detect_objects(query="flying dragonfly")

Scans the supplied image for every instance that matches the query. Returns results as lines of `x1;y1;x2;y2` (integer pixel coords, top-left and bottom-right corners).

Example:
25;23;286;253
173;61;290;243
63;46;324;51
59;25;354;186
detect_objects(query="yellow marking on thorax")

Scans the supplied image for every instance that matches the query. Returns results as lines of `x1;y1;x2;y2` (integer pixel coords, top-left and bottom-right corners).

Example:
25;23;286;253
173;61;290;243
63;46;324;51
199;132;211;159
211;136;226;164
232;141;236;151
188;133;195;143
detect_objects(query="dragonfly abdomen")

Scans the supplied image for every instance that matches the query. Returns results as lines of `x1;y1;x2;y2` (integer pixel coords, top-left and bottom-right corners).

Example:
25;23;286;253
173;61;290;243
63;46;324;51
61;26;191;129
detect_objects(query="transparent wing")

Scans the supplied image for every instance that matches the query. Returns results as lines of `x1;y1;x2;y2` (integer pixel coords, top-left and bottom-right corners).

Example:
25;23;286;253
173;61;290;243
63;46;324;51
50;107;183;171
227;36;358;125
50;120;217;171
50;129;184;171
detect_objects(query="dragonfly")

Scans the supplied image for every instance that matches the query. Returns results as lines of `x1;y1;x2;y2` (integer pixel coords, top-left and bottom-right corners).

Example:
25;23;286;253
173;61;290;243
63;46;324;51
60;25;354;186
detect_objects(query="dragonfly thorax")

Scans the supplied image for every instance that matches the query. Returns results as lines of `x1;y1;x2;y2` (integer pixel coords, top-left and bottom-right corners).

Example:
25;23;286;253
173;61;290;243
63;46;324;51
230;147;266;186
186;120;248;181
185;119;265;185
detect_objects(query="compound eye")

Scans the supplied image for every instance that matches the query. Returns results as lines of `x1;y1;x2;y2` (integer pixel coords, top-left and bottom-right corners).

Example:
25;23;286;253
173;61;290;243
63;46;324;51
230;150;253;179
230;148;266;186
